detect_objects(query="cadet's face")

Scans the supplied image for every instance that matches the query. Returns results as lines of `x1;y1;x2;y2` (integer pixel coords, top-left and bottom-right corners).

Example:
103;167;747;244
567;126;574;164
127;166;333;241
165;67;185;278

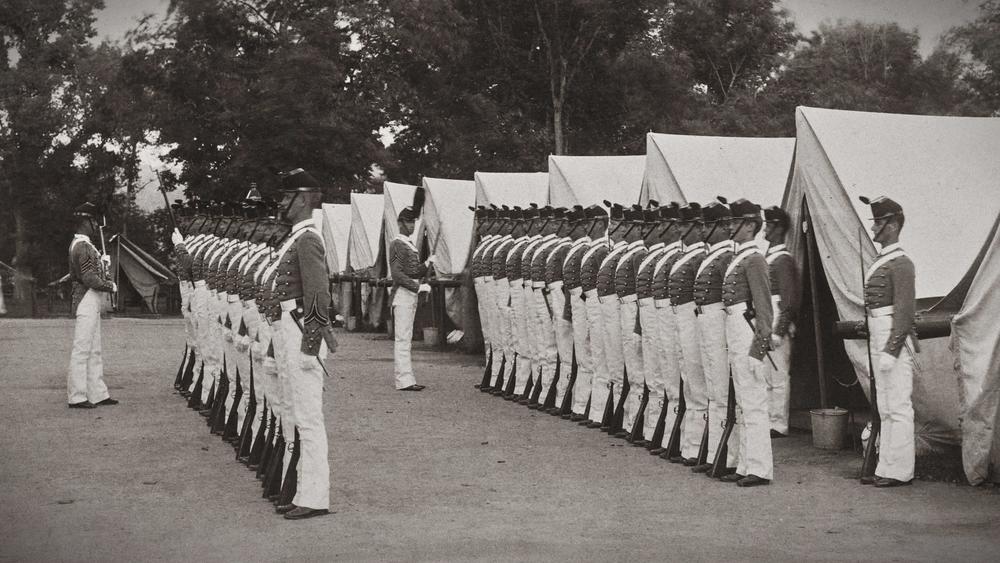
399;219;415;236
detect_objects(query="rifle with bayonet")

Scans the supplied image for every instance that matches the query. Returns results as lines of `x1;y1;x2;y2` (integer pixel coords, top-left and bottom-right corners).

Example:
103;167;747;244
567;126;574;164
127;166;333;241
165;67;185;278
859;229;881;482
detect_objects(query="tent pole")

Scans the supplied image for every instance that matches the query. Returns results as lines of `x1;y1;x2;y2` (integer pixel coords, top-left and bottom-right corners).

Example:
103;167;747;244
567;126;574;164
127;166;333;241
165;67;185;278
803;200;829;409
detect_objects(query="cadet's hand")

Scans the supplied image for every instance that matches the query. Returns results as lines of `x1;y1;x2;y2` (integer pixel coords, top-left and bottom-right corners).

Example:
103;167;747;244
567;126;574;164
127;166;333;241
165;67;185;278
425;254;436;267
418;283;431;294
101;254;112;268
171;229;184;246
322;328;338;354
770;334;783;349
446;330;464;344
110;282;118;293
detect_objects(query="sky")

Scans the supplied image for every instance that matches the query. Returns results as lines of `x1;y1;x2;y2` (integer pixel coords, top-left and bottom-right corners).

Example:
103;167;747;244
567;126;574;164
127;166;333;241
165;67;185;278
93;0;985;210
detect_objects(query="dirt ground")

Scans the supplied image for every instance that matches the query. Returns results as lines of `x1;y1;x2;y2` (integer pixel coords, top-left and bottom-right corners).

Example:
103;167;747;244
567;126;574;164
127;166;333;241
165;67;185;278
1;318;998;562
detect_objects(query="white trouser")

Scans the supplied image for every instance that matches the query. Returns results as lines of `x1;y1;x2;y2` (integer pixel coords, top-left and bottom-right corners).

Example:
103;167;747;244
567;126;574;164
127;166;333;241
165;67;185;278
392;288;418;389
67;289;110;404
569;292;593;415
727;312;772;480
491;281;514;386
620;301;644;433
584;294;608;423
869;315;915;482
674;302;708;459
180;282;196;349
245;306;267;442
698;304;737;466
654;304;682;448
474;278;491;361
598;298;625;391
510;280;533;394
766;295;792;434
549;286;575;407
224;299;243;423
191;284;217;399
533;287;558;404
270;316;295;484
638;299;663;439
280;310;330;510
523;285;542;390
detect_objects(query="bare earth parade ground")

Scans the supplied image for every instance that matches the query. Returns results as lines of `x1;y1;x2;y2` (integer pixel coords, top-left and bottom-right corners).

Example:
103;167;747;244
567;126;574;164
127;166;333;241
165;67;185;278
1;318;998;562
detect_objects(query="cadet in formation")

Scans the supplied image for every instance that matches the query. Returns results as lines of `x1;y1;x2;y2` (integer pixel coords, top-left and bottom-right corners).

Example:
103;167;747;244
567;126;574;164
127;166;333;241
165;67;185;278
168;167;336;519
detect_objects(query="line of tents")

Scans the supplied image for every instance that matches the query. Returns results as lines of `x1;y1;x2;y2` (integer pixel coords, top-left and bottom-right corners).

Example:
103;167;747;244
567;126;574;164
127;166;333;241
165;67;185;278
315;106;1000;486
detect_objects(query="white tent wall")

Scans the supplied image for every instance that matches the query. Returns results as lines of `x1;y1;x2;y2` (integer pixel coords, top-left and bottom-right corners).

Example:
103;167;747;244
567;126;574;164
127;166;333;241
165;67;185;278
318;203;352;274
416;177;476;277
548;155;646;208
383;181;417;279
642;133;794;207
784;106;1000;455
473;172;549;207
952;220;1000;485
348;193;385;272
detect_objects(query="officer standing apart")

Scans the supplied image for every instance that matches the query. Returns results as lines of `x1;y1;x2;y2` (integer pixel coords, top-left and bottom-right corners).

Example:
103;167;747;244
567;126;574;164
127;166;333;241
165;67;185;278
859;196;916;488
763;206;800;438
390;204;433;392
67;202;119;409
272;169;337;519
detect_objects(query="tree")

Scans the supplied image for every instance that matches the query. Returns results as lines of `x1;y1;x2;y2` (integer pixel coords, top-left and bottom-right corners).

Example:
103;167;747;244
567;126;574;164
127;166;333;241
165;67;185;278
946;0;1000;114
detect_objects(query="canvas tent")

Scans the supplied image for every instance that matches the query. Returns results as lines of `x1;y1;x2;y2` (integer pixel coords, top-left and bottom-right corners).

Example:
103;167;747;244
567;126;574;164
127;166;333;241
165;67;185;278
415;177;476;277
315;204;351;274
383;181;417;276
548;155;646;208
108;235;177;314
473;172;549;208
641;133;794;208
783;106;1000;465
348;193;385;273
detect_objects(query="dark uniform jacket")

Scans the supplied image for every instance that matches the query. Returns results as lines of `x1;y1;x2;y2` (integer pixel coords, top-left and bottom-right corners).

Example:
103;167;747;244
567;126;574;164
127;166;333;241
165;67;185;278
69;234;115;311
721;240;773;361
667;243;706;306
596;241;628;298
272;220;332;356
694;240;733;306
614;240;648;299
580;239;611;296
389;235;426;296
561;237;591;294
864;243;916;357
650;242;683;303
765;243;801;338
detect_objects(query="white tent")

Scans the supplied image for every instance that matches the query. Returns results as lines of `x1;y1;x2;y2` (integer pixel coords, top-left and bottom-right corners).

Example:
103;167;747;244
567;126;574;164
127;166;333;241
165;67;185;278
642;133;794;207
473;172;549;208
315;204;351;274
548;155;646;208
784;106;1000;458
348;193;385;272
383;181;417;277
415;177;476;277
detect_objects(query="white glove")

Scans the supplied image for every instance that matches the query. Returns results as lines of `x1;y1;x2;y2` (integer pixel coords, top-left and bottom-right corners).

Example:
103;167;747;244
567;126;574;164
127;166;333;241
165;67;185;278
446;330;464;344
101;254;112;268
770;334;783;349
878;352;897;374
171;229;184;246
418;283;431;294
425;254;436;266
110;282;118;293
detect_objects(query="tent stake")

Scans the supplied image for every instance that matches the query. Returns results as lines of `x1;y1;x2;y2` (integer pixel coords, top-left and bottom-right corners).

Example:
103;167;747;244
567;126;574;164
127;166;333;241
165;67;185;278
802;201;829;409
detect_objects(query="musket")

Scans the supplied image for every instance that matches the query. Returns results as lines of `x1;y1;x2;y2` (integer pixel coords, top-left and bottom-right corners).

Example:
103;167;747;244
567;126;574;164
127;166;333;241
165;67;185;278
708;370;737;478
153;169;179;233
859;229;881;481
97;213;118;307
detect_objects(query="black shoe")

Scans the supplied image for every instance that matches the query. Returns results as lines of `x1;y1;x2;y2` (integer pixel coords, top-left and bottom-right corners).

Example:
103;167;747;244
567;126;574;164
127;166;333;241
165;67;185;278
479;386;493;393
95;397;119;406
68;401;96;409
720;472;745;483
585;421;603;429
667;455;684;463
859;475;879;485
560;412;573;419
275;503;296;514
770;429;787;439
284;506;330;520
691;463;712;474
526;403;541;410
874;477;912;488
614;430;629;439
681;457;698;467
737;474;770;487
632;440;649;448
715;467;738;478
649;448;666;456
399;385;424;391
570;413;587;422
503;394;518;401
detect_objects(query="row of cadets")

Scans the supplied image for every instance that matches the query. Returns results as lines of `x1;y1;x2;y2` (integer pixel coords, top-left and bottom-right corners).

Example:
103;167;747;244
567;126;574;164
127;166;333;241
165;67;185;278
525;207;564;408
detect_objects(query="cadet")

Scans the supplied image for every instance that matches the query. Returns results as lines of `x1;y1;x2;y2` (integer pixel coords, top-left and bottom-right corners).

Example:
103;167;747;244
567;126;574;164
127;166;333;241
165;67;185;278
389;201;432;392
616;206;649;438
859;195;916;488
633;204;670;445
720;198;773;487
505;206;541;399
67;202;118;409
692;201;737;474
593;203;630;431
763;206;800;438
564;206;604;422
272;168;337;519
526;207;563;408
649;204;685;455
578;205;612;428
470;207;498;384
486;208;520;393
544;206;579;414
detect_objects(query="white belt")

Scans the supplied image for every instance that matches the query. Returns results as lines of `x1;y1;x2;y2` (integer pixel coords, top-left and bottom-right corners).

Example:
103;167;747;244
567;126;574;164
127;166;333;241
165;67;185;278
227;294;240;303
698;302;724;313
584;288;598;299
638;297;654;308
568;286;583;297
531;281;546;289
474;276;485;284
548;281;564;291
771;295;782;306
869;305;894;317
245;299;257;308
619;294;637;304
654;298;671;309
725;301;749;315
508;279;521;288
194;280;207;287
598;293;618;304
280;299;300;312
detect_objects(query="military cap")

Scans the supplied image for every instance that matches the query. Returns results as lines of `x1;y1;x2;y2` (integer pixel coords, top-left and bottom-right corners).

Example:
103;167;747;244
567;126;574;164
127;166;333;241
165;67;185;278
623;207;644;222
678;202;702;222
606;202;625;221
567;205;586;222
700;200;732;223
859;195;903;221
550;207;567;220
279;168;321;192
643;209;659;222
727;198;762;219
647;199;660;209
585;204;608;218
73;202;99;218
522;205;540;219
397;206;418;222
658;202;681;221
763;205;790;229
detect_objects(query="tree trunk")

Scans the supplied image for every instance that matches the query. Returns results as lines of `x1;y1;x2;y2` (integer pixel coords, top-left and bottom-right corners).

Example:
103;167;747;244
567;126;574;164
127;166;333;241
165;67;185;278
552;97;565;155
13;207;34;302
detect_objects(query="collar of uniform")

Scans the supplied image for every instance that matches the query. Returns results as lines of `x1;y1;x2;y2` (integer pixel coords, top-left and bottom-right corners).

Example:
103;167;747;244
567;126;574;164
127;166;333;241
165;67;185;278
611;239;626;249
646;242;665;252
627;239;645;250
540;233;556;242
571;236;591;247
766;243;787;255
708;240;733;253
664;240;682;253
878;241;902;256
683;241;705;253
73;233;91;243
735;240;759;252
291;218;315;233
